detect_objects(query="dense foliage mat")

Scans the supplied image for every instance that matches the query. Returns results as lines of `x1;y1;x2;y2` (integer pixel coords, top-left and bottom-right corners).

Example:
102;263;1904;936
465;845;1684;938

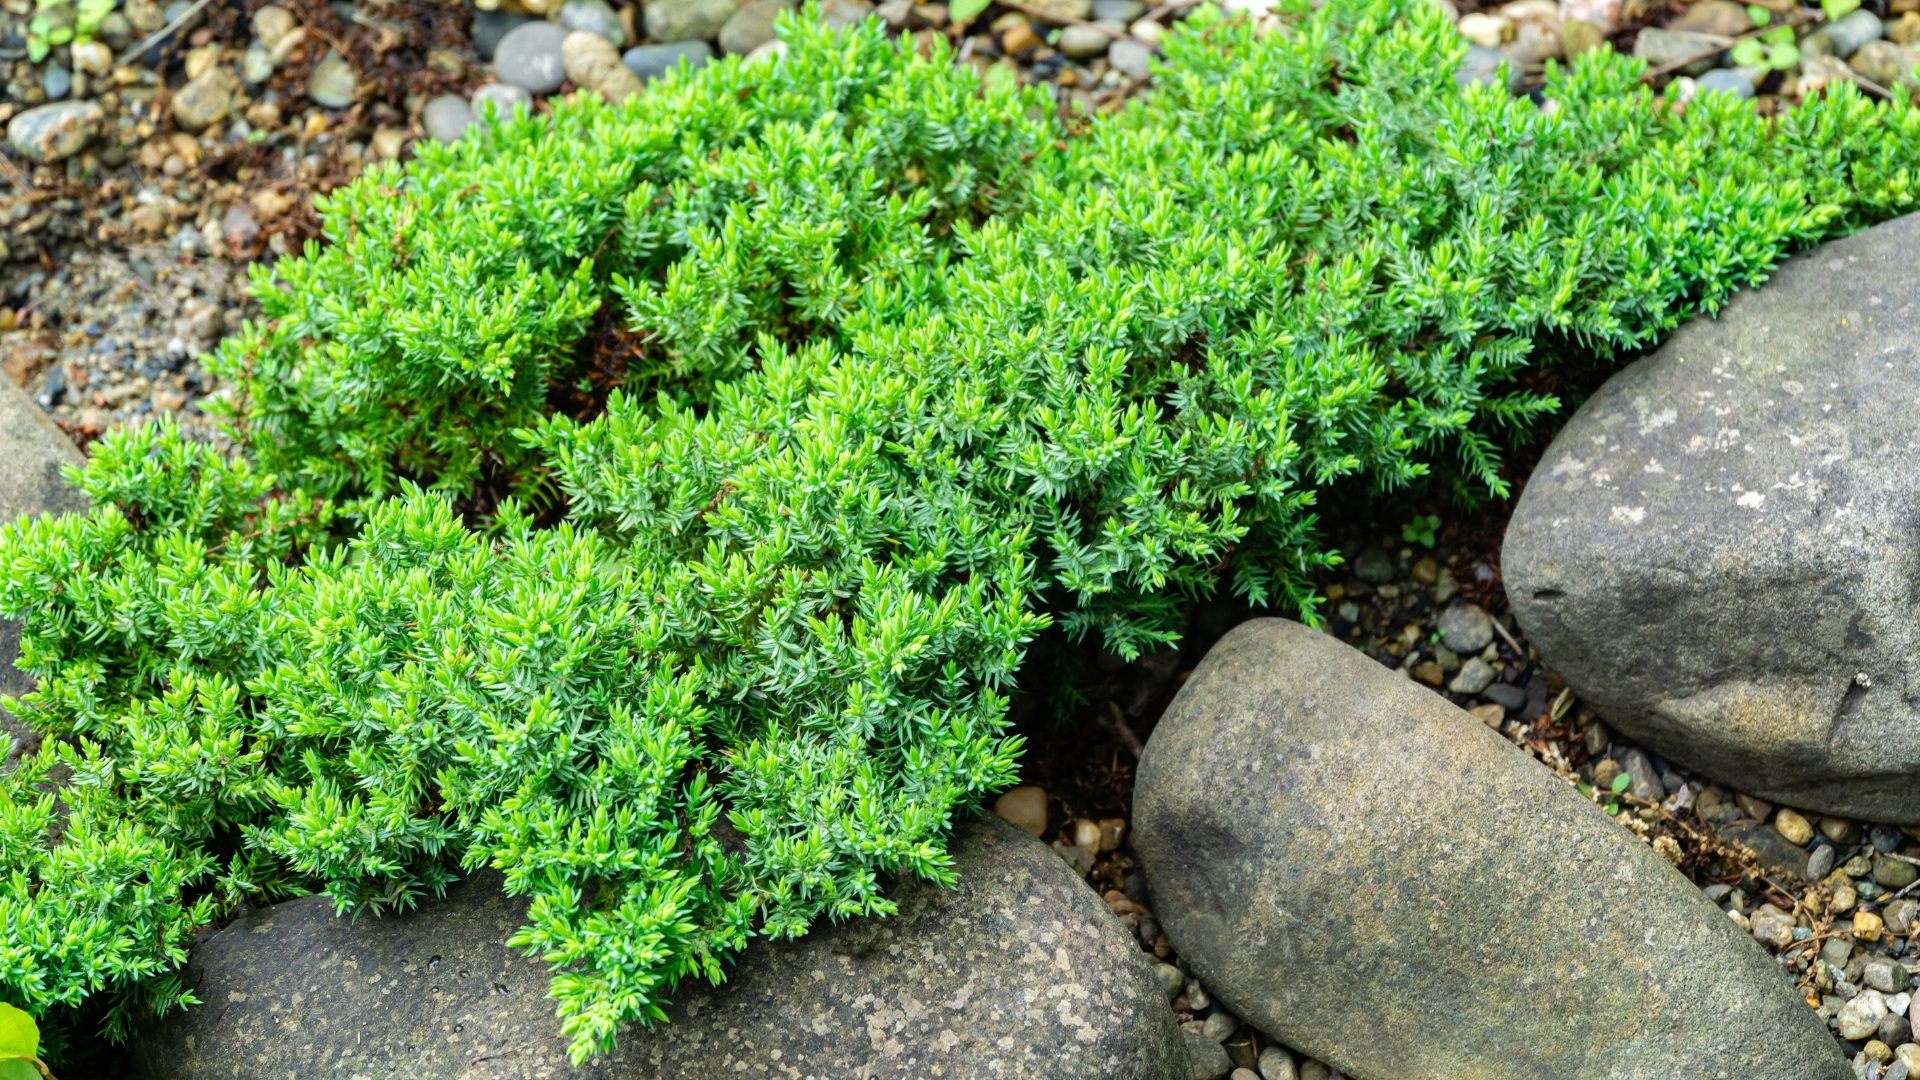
6;0;1920;1060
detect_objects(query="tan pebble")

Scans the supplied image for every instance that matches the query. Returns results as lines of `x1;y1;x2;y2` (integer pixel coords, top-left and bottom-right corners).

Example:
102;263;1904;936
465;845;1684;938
253;5;298;50
1468;702;1504;728
993;785;1047;836
1867;1040;1894;1062
1072;817;1101;850
1896;1042;1920;1070
129;204;167;233
1734;792;1772;820
1820;815;1861;845
1413;661;1445;687
162;154;187;178
1856;910;1885;941
154;387;187;411
250;188;294;220
1096;816;1125;852
371;127;407;161
1774;808;1813;845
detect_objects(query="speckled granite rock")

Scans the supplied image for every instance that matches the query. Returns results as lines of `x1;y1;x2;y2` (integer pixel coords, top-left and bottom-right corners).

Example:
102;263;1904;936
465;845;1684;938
135;815;1187;1079
1504;211;1920;823
1132;618;1849;1080
0;372;83;767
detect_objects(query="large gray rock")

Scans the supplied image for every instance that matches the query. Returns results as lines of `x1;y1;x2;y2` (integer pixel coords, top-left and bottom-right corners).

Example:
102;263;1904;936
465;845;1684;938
1133;619;1848;1080
1504;212;1920;824
136;815;1187;1079
0;373;83;767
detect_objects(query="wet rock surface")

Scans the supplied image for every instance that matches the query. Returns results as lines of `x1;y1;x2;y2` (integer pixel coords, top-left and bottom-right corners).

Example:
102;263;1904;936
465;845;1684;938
1505;210;1920;825
1133;618;1850;1080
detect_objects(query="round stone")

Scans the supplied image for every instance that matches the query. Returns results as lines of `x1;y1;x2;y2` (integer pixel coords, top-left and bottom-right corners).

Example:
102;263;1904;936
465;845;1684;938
1057;22;1118;57
1202;1009;1238;1041
1436;602;1495;654
6;100;102;161
1257;1046;1298;1080
1109;37;1153;78
1351;545;1394;583
171;70;231;130
422;94;474;143
1695;67;1755;99
1448;656;1495;695
253;4;297;48
306;48;357;107
1840;990;1891;1040
719;0;793;55
1878;856;1920;890
560;0;626;44
41;66;70;101
623;40;715;80
1807;844;1837;881
993;784;1048;836
493;20;571;95
470;81;533;122
646;0;740;43
1774;808;1813;845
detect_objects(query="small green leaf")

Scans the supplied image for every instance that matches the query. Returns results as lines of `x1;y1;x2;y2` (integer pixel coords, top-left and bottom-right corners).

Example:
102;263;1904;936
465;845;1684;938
949;0;990;23
1746;3;1771;25
1401;514;1441;548
0;1002;38;1059
1610;772;1632;795
1765;23;1795;43
1822;0;1859;21
1769;41;1799;67
24;36;45;62
45;25;69;43
1606;803;1620;815
25;15;45;34
1730;38;1765;66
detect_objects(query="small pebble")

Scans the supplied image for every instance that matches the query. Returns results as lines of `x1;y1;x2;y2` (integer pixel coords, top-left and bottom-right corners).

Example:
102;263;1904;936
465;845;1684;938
1202;1009;1239;1042
306;49;358;108
1877;856;1919;890
719;0;795;56
1694;67;1754;99
624;40;716;80
647;0;740;43
422;94;475;143
1153;962;1183;1002
993;785;1047;835
41;64;72;102
1448;657;1495;695
471;82;534;122
1841;990;1892;1040
1257;1045;1297;1080
472;10;535;59
560;0;627;45
1808;844;1838;881
1774;808;1813;846
494;21;572;95
1436;602;1494;654
1351;546;1394;583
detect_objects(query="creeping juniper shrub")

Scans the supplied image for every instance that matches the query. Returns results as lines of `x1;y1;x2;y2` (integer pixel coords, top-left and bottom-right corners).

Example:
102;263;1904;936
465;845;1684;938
8;0;1920;1062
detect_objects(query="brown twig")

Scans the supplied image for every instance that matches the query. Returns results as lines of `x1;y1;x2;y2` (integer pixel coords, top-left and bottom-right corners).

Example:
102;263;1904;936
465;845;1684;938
1639;10;1821;84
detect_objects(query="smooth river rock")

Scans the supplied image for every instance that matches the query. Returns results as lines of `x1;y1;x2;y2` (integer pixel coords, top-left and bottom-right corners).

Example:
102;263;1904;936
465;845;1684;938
136;815;1187;1079
1132;618;1848;1080
1504;211;1920;824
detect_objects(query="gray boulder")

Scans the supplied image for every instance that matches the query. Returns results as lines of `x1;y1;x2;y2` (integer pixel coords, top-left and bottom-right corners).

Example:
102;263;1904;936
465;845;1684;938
1132;619;1848;1080
1504;211;1920;824
137;815;1187;1079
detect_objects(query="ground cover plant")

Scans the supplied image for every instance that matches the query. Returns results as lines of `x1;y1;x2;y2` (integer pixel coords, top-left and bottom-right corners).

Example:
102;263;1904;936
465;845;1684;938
5;0;1920;1062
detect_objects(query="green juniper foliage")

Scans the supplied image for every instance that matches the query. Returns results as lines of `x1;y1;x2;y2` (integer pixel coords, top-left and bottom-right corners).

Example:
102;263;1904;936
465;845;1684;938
7;0;1920;1062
